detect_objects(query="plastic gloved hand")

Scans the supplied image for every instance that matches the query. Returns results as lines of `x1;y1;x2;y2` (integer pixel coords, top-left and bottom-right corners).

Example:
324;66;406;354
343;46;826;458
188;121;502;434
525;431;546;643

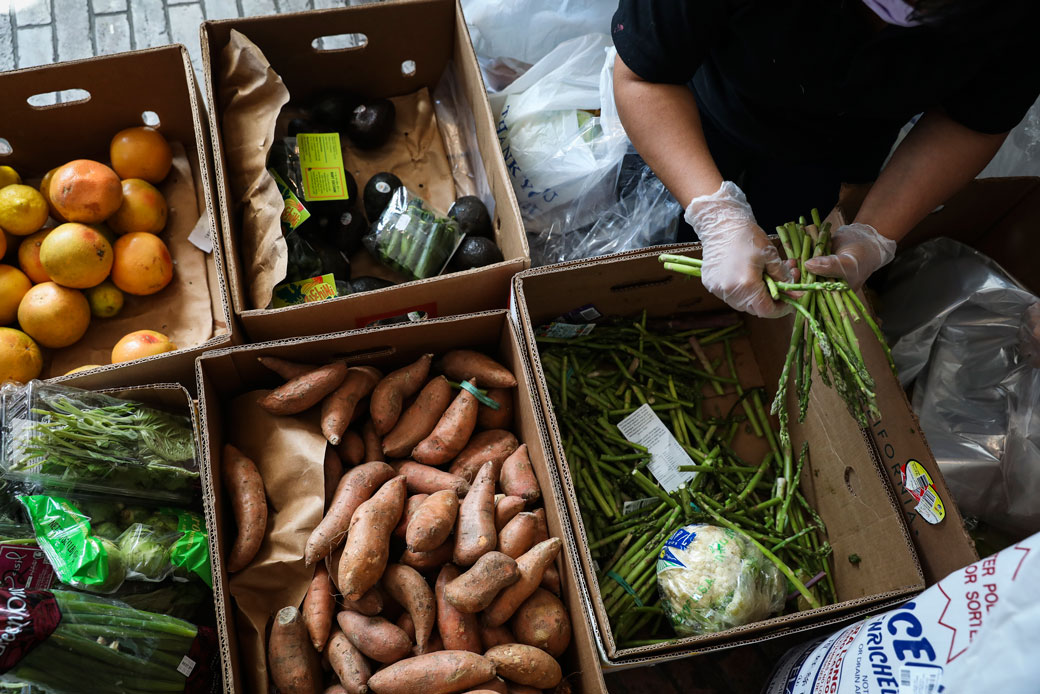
685;181;793;318
803;222;897;290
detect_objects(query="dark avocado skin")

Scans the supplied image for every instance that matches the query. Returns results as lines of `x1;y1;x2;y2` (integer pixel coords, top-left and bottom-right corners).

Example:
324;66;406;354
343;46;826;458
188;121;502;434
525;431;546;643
307;91;361;130
446;236;504;273
363;172;403;222
287;118;313;137
448;196;493;239
348;276;396;294
306;199;367;256
345;99;396;150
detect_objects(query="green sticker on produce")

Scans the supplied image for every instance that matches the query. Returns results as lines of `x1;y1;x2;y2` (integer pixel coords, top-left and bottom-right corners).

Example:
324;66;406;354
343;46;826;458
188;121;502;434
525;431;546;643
297;133;350;202
18;495;110;589
170;510;212;587
270;168;310;230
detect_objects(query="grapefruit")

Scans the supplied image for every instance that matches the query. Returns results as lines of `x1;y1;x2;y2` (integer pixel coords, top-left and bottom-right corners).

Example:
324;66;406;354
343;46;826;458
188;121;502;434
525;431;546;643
17;282;90;348
48;160;123;223
107;179;167;235
110;127;173;183
38;167;66;222
0;265;32;325
0;327;42;384
39;222;114;289
111;330;177;363
0;184;49;236
18;229;52;284
85;281;124;318
111;232;173;295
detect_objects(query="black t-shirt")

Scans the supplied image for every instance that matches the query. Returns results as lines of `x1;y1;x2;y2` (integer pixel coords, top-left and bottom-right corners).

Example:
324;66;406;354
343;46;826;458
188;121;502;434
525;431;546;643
612;0;1040;175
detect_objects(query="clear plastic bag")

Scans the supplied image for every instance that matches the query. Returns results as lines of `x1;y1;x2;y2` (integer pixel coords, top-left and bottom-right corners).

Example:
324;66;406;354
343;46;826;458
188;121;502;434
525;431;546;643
0;587;216;694
877;238;1040;536
432;61;495;215
656;524;785;636
362;187;465;280
19;494;211;594
0;381;199;503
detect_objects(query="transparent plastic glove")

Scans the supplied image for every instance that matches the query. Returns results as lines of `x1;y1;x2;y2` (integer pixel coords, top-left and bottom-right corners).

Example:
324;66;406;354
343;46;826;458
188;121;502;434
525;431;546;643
1020;302;1040;368
685;181;793;318
803;222;897;290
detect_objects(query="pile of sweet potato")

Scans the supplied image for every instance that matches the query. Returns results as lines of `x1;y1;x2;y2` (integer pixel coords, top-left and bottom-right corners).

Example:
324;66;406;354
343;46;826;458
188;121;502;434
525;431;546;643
222;350;573;694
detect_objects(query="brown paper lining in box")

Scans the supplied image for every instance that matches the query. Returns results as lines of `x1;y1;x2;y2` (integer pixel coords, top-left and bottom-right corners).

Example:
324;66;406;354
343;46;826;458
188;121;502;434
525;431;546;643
42;143;214;377
219;29;455;308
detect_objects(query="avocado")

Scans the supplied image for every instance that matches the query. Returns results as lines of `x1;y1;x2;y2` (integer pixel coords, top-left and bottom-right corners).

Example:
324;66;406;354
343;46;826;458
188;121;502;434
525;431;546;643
307;90;360;130
448;196;493;239
307;199;367;256
308;236;352;282
363;172;403;222
287;118;314;137
446;236;504;273
345;99;396;150
348;276;396;294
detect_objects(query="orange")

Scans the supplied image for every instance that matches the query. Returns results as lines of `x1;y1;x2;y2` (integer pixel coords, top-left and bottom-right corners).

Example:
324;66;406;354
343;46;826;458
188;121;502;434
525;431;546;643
111;232;173;295
0;231;6;260
85;281;124;318
65;364;103;375
110;127;173;184
107;179;167;235
0;327;42;384
39;222;114;289
111;329;177;363
38;167;66;223
0;265;32;325
17;282;90;348
49;160;123;223
18;229;52;284
0;184;49;236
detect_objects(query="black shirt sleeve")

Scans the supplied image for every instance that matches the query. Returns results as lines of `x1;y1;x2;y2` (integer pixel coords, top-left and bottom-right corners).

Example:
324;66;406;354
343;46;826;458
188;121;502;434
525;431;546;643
611;0;726;85
941;39;1040;134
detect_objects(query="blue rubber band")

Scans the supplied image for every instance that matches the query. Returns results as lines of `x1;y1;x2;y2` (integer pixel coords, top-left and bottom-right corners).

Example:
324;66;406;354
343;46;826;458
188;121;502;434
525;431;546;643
606;570;644;607
459;380;500;410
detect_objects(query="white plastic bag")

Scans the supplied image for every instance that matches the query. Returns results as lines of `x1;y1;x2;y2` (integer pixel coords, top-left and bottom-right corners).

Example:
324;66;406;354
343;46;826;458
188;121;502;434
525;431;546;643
488;34;629;231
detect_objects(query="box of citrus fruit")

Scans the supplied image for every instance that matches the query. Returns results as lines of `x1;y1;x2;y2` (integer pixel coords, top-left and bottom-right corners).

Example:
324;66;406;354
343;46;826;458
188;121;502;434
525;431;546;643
0;45;233;393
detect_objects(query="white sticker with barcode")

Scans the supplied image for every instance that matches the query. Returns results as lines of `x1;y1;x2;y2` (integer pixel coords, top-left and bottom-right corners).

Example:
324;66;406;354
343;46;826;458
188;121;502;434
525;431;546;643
394;214;412;231
537;322;595;339
616;404;696;493
622;497;659;515
176;655;196;677
898;663;942;694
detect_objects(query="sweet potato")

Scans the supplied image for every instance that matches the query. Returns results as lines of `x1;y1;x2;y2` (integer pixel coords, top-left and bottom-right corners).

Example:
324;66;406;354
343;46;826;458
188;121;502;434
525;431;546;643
440;350;517;388
307;461;396;565
467;679;508;694
505;684;542;694
326;685;350;694
484;644;561;690
340;586;384;616
363;420;383;462
497;513;537;560
481;539;562;628
445;552;520;613
366;651;496;694
222;444;267;573
396;611;416;641
494;496;525;532
447;430;519;484
476;389;515;430
327;628;371;694
412;381;479;465
453;461;497;566
338;430;365;467
530;509;549;544
371;354;433;435
436;565;481;654
339;475;407;600
511;589;571;658
259;361;348;416
324;446;344;509
426;632;445;653
258;355;314;380
479;625;516;651
328;544;344;592
383;376;453;458
303;563;336;651
322;366;383;445
394;461;470;497
394;494;429;540
269;606;322;694
382;563;436;654
400;542;455;571
540;566;561;595
527;510;559;593
337;610;412;664
407;490;459;552
499;445;540;505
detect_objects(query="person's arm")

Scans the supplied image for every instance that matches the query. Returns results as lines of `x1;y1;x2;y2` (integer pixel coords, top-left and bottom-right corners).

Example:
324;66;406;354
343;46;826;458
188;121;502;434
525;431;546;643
613;55;723;206
805;109;1009;288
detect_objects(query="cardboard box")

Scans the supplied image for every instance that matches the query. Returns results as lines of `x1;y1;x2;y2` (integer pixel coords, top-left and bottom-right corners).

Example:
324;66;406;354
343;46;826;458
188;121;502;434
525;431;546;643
0;45;234;394
200;0;528;342
195;311;607;694
511;247;931;667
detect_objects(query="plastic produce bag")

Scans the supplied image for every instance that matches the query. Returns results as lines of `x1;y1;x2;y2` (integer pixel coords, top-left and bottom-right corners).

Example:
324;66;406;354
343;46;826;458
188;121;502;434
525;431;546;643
432;62;495;214
488;34;629;231
0;381;199;504
0;587;217;693
362;187;465;280
877;239;1040;536
765;529;1040;693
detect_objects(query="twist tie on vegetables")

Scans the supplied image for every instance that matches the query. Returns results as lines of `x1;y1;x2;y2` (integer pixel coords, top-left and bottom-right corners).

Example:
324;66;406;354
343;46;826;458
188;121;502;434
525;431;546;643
606;570;644;607
457;380;500;410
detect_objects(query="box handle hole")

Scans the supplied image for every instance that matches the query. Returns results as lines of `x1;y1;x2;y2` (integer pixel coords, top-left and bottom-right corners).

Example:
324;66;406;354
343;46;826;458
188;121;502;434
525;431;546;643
843;466;860;497
141;111;161;127
610;276;673;293
0;138;11;156
26;88;91;108
401;60;417;77
312;33;368;52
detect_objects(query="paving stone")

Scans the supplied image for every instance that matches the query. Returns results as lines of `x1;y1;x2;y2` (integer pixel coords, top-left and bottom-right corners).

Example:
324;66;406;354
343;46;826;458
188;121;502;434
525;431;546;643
0;1;15;72
277;0;312;12
16;25;53;69
201;0;238;19
92;0;128;14
241;0;277;17
54;0;93;62
168;2;204;83
13;0;50;27
94;12;132;56
129;0;171;48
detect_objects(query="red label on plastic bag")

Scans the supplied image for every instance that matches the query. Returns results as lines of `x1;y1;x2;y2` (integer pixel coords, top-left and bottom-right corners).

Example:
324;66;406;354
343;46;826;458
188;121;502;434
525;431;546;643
0;588;61;674
184;625;221;694
0;546;56;591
